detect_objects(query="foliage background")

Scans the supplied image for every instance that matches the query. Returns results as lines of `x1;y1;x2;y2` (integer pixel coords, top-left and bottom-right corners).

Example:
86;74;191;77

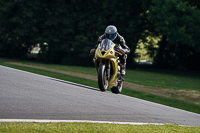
0;0;200;70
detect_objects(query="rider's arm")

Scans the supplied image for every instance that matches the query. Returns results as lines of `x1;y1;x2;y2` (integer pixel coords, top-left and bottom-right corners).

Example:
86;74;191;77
119;36;130;54
94;35;105;49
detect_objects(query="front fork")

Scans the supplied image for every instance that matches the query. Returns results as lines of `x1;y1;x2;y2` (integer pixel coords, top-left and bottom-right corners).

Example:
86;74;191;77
107;60;110;81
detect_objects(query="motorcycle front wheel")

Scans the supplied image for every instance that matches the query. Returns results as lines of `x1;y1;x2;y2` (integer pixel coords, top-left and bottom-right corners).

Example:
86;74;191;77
98;65;108;92
111;81;123;94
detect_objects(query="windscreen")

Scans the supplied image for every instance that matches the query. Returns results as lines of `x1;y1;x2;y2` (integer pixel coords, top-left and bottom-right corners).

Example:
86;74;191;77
100;39;114;51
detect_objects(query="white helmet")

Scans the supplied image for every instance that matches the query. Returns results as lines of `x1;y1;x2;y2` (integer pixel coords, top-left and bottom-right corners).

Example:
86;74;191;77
105;25;117;41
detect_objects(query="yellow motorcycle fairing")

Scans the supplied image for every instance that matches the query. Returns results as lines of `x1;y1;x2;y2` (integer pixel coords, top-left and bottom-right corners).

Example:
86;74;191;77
94;43;119;88
95;44;116;59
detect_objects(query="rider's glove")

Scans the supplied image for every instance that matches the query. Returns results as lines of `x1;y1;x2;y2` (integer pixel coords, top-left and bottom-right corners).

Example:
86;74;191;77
90;49;96;54
116;48;126;55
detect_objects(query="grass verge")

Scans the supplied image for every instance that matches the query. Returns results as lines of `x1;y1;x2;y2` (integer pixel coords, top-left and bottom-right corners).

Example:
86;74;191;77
0;122;200;133
0;62;200;114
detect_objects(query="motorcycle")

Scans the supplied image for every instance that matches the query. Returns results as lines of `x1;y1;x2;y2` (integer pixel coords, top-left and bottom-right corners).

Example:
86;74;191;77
93;39;125;94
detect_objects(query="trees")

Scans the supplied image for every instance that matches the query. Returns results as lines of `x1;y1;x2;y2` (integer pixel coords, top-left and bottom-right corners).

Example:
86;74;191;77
0;0;146;66
146;0;200;69
0;0;200;69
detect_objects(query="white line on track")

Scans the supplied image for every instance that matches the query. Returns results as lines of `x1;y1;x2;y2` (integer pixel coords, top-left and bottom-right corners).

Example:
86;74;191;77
0;119;164;125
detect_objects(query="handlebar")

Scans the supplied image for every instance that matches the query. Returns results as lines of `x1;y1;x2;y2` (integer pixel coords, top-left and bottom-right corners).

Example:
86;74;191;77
114;50;123;56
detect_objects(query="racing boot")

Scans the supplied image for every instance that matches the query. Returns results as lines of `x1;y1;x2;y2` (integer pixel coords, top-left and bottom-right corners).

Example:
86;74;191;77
121;54;127;76
121;63;126;76
118;63;126;82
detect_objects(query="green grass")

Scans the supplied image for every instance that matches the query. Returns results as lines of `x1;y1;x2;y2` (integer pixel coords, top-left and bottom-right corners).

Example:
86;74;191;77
0;62;200;114
125;69;200;91
12;59;98;75
122;88;200;114
0;122;200;133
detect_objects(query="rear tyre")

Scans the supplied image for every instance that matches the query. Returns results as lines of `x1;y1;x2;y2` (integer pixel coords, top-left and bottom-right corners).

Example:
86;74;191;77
98;65;108;92
111;81;123;94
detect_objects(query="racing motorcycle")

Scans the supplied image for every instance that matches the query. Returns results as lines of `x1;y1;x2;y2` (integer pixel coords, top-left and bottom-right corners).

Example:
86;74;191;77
93;39;125;94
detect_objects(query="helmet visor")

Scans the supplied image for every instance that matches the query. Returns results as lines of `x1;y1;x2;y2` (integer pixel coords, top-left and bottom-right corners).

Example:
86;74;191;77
106;33;116;40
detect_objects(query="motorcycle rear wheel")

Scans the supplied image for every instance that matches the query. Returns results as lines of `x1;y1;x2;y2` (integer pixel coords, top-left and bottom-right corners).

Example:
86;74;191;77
111;81;123;94
98;65;108;92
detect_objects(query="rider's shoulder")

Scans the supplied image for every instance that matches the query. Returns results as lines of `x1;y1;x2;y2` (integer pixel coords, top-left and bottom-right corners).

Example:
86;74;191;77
98;34;106;40
116;33;125;42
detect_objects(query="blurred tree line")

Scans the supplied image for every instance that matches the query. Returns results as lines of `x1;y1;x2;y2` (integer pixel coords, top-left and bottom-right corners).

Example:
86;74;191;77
0;0;200;70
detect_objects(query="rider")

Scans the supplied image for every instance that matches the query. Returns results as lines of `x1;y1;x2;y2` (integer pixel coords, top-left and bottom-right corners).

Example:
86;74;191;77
90;25;130;76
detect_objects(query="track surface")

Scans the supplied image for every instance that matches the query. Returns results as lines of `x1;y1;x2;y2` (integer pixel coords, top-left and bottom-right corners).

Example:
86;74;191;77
0;65;200;126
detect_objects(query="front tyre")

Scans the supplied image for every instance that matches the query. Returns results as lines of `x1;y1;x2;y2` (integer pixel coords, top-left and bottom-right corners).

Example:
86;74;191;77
111;81;123;94
98;65;108;92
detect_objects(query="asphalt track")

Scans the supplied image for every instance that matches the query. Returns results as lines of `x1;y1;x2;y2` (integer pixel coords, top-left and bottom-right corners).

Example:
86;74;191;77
0;65;200;127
